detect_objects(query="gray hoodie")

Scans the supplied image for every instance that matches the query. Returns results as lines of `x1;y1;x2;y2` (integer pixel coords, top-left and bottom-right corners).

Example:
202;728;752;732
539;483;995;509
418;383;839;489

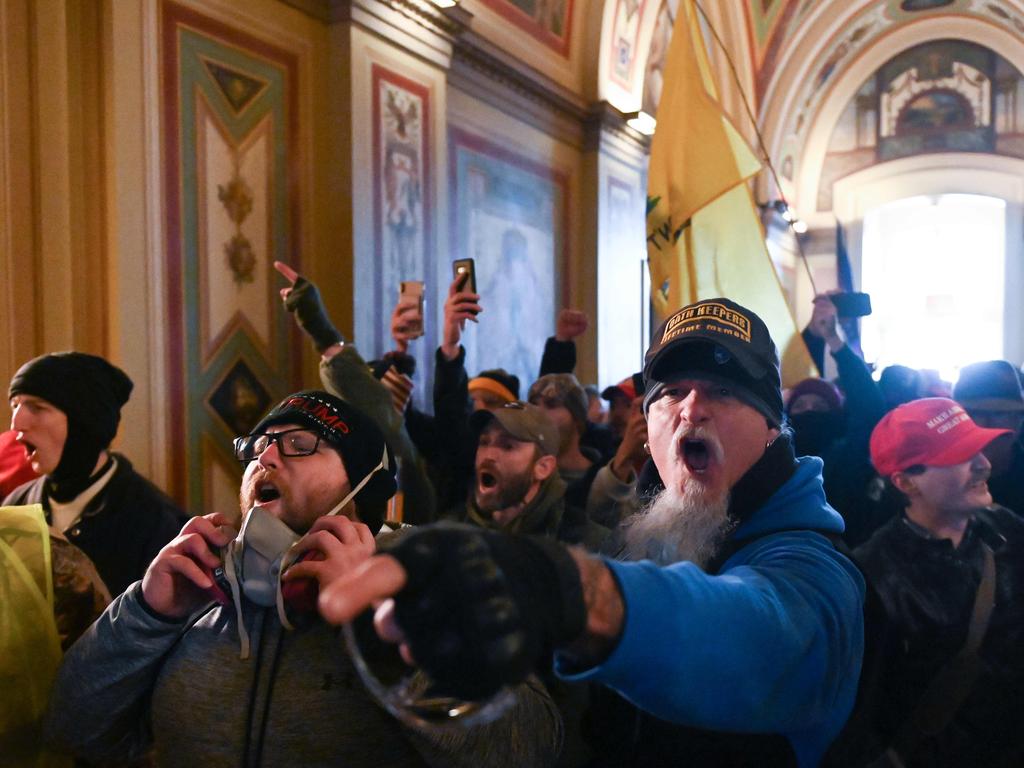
44;582;561;767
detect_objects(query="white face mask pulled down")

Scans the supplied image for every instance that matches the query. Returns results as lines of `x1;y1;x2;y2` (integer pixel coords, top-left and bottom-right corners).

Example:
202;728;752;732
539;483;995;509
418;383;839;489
221;448;388;659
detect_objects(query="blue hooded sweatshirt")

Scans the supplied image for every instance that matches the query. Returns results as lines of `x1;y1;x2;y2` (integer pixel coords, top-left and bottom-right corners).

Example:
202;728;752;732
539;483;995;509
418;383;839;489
557;456;865;767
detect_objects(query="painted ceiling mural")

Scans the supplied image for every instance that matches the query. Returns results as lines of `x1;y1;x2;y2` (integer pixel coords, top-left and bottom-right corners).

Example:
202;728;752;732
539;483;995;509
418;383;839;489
631;0;1024;196
642;0;677;116
764;0;1024;192
732;0;819;104
746;0;790;47
746;0;803;101
612;0;1024;226
816;38;1024;210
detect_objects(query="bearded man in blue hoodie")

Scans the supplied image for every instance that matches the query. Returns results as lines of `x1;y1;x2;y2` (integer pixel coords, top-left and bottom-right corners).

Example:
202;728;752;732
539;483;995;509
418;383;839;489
321;298;866;768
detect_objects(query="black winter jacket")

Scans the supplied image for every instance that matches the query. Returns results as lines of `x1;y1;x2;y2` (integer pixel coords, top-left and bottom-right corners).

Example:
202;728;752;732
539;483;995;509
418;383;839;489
853;507;1024;767
3;454;187;595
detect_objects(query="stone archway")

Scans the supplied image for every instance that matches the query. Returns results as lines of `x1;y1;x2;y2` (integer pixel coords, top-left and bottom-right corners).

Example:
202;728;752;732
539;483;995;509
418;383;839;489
760;12;1024;225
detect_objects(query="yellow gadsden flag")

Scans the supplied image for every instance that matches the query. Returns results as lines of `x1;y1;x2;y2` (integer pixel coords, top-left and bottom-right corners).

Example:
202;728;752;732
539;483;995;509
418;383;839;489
646;0;815;387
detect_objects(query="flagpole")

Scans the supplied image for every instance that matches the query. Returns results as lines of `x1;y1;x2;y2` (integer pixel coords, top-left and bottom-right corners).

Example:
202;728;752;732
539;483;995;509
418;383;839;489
692;1;818;298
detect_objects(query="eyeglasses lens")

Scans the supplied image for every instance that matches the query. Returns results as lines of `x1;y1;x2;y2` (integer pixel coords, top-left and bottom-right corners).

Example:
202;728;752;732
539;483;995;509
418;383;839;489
234;429;320;462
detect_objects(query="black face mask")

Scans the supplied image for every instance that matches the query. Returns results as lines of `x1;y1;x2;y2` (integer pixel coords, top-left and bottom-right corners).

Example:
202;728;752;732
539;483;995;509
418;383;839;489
46;417;109;503
789;411;845;459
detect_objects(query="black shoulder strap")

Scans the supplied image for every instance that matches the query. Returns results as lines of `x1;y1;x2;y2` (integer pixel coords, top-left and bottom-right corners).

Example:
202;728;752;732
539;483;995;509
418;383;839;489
887;542;997;762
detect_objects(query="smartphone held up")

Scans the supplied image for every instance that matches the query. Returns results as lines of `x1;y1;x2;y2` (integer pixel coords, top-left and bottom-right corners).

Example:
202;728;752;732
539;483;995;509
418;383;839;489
829;291;872;318
452;258;476;294
398;281;425;339
452;258;478;317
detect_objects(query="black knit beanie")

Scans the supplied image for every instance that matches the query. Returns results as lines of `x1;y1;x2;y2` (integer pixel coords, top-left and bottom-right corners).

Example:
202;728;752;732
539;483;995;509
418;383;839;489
9;352;133;493
251;391;397;532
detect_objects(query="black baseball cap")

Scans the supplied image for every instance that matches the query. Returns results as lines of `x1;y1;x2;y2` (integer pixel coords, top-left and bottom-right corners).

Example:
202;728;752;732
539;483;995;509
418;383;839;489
642;298;783;426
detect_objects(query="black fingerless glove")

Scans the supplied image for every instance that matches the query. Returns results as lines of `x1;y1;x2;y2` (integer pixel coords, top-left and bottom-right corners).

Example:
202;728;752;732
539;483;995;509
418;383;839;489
384;523;586;700
284;276;344;353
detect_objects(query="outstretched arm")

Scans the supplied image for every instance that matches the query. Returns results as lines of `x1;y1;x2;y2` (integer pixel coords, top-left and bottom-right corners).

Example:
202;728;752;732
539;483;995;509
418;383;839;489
316;532;620;679
317;525;863;734
274;260;345;354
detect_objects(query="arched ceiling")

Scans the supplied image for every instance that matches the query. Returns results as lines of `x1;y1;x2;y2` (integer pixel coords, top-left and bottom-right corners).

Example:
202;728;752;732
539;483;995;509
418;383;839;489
750;0;1024;217
754;0;1024;109
456;0;1024;211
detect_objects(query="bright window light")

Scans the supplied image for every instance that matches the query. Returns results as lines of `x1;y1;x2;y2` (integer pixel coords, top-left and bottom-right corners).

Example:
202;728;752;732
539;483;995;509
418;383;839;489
861;194;1005;383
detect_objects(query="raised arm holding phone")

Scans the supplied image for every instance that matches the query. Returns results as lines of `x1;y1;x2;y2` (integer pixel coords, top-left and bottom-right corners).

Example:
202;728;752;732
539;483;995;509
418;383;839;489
274;260;438;524
440;268;482;363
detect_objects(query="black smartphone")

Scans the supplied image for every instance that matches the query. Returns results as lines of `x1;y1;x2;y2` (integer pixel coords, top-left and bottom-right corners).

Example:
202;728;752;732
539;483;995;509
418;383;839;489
452;258;476;294
830;292;872;318
452;259;478;316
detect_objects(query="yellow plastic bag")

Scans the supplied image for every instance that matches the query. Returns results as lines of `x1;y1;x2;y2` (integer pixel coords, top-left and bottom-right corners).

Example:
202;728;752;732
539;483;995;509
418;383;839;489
0;504;68;768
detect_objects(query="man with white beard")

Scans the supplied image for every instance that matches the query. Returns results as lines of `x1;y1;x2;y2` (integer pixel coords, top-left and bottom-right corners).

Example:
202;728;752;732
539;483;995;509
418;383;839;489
319;298;866;768
620;319;783;569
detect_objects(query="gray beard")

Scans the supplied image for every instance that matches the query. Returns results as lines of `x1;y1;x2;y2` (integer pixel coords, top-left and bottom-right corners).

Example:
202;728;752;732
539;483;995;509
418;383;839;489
620;484;735;569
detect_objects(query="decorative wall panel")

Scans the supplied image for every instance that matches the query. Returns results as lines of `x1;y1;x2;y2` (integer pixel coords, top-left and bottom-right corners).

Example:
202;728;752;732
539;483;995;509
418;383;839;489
598;172;648;387
371;65;434;401
449;127;569;393
163;2;301;512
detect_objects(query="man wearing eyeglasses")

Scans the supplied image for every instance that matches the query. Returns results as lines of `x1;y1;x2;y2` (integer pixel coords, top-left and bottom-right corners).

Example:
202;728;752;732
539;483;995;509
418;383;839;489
44;390;561;767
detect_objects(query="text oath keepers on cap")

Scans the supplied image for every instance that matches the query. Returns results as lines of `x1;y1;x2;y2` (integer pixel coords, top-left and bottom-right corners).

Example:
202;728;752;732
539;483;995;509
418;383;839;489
662;303;753;344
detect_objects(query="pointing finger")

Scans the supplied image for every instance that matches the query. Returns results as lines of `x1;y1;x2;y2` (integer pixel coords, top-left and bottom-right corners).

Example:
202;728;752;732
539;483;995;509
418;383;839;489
273;260;299;284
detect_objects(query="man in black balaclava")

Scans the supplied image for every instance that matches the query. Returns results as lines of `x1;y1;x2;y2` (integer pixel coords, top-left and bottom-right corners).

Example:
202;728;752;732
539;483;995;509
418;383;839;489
5;352;187;594
785;377;846;459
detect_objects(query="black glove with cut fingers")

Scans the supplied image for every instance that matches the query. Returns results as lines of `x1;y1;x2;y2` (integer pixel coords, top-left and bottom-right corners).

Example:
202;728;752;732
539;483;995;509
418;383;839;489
284;276;344;353
383;523;586;700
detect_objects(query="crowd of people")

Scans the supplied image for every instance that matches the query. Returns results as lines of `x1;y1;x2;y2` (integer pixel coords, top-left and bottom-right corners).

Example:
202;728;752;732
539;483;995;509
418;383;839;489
2;264;1023;767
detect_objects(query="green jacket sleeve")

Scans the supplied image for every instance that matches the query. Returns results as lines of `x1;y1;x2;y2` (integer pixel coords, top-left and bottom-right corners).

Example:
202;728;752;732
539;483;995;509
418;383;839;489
319;346;437;524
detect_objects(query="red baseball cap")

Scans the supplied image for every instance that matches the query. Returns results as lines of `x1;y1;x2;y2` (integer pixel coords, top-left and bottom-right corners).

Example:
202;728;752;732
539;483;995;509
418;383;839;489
870;397;1012;477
